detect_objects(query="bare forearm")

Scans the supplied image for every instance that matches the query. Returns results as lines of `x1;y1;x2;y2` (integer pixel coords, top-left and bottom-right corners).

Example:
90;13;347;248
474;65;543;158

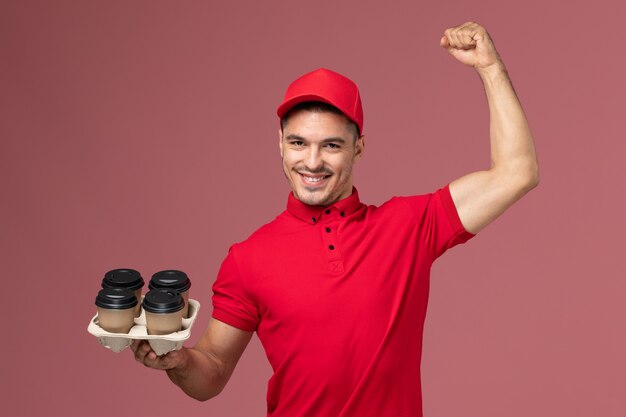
166;347;227;401
478;62;539;185
132;320;252;402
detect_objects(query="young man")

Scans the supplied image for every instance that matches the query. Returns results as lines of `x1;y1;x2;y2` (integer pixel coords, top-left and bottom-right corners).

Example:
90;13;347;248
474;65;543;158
132;21;539;417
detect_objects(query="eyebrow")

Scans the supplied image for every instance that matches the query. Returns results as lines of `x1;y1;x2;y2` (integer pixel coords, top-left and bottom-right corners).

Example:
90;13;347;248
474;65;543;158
284;134;347;144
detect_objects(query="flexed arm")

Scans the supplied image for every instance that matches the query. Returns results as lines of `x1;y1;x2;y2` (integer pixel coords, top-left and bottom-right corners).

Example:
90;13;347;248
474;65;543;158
441;22;539;234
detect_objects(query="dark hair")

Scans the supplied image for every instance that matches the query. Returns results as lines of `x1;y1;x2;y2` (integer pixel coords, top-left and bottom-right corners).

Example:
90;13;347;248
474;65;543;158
280;101;360;139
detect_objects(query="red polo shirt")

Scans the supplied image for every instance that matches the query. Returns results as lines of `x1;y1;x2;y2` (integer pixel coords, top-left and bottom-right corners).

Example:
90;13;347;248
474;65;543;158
212;185;474;417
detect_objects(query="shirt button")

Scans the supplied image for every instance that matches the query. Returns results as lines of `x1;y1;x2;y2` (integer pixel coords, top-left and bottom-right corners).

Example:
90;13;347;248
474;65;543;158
325;227;331;233
340;211;345;217
312;217;317;223
329;245;335;250
325;209;331;215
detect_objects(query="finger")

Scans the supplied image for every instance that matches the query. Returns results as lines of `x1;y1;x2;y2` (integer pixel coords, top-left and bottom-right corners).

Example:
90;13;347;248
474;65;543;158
156;350;180;369
140;348;161;368
133;345;147;363
131;339;143;358
134;339;180;368
459;21;478;30
444;22;480;49
460;31;477;49
147;349;160;362
443;28;459;48
132;340;152;364
130;339;141;353
455;30;471;48
461;22;486;48
146;349;182;370
452;28;473;49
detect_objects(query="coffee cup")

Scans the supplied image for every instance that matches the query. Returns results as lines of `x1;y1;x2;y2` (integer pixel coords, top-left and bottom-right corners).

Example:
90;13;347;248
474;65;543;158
142;289;184;335
102;268;145;317
95;288;138;333
149;270;191;318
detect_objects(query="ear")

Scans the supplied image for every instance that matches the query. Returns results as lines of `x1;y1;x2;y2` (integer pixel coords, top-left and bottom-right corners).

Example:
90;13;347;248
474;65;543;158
354;135;365;160
278;128;284;158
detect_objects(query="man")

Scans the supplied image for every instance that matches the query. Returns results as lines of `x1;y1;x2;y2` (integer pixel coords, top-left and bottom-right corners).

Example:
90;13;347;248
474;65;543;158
132;21;539;417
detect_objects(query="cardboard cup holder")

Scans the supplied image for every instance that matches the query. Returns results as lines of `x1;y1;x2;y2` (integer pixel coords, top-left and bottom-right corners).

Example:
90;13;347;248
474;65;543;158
88;298;200;355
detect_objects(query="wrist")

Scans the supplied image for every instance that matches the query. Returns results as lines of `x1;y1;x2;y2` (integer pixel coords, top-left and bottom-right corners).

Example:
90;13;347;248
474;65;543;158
476;60;509;87
165;348;190;380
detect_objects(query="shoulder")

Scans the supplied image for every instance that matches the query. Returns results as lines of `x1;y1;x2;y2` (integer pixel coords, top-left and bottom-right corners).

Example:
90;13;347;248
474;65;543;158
372;191;436;216
363;188;455;230
228;210;294;255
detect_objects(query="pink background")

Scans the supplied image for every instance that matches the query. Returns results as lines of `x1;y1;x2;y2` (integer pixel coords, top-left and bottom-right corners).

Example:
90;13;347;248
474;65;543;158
2;0;624;416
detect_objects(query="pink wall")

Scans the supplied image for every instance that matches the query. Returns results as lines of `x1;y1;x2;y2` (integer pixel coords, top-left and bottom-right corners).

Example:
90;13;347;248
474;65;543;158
2;0;624;416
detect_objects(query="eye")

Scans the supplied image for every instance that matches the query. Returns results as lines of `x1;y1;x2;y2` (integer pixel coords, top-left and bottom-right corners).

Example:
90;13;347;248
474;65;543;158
325;143;340;149
289;140;304;147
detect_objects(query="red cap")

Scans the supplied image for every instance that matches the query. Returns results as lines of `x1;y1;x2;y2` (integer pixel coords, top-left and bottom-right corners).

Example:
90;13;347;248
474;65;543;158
277;68;363;134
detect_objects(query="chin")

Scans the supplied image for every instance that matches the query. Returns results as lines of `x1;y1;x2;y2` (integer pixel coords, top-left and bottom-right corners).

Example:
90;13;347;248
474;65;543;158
297;194;327;206
292;188;330;206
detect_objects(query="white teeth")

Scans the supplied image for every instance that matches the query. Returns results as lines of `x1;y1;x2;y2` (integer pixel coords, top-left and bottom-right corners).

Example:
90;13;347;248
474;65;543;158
303;175;325;183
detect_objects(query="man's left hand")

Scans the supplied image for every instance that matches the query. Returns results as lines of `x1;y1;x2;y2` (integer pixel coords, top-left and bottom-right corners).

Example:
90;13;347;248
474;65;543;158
440;22;502;71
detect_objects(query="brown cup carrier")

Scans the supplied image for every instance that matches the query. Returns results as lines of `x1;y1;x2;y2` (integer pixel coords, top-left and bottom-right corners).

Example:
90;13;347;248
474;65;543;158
87;297;200;356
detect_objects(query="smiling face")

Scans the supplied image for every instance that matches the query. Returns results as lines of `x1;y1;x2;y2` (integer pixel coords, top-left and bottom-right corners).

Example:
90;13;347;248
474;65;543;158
279;108;364;206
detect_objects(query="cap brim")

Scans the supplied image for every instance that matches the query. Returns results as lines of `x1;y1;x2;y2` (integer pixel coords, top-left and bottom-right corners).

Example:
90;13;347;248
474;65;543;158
277;94;361;135
276;94;338;118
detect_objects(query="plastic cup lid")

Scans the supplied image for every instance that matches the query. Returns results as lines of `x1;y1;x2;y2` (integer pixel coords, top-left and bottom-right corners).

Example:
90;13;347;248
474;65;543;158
142;289;184;314
149;270;191;293
102;268;145;291
96;288;138;309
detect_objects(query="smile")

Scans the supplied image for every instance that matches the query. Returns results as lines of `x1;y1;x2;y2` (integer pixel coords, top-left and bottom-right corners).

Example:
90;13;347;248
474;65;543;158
299;173;330;185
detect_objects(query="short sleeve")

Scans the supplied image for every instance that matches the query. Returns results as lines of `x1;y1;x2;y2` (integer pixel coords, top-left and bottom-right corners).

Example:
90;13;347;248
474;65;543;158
211;246;259;332
400;184;475;259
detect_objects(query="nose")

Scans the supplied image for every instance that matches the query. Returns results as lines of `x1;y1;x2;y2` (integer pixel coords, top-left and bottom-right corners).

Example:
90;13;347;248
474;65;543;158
304;146;323;172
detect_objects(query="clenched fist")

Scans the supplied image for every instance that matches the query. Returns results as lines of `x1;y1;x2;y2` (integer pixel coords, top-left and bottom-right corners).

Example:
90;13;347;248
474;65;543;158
440;22;502;71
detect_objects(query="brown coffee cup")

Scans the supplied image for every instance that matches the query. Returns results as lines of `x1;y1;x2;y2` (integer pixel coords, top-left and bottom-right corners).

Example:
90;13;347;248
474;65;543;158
149;270;191;318
101;268;145;317
95;288;138;333
142;289;184;335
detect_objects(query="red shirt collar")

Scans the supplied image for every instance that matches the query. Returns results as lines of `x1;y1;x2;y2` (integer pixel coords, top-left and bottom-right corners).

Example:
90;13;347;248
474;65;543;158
287;187;364;224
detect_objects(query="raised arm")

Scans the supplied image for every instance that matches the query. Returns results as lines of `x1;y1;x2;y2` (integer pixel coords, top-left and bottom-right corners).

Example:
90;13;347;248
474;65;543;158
131;318;253;401
441;22;539;234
